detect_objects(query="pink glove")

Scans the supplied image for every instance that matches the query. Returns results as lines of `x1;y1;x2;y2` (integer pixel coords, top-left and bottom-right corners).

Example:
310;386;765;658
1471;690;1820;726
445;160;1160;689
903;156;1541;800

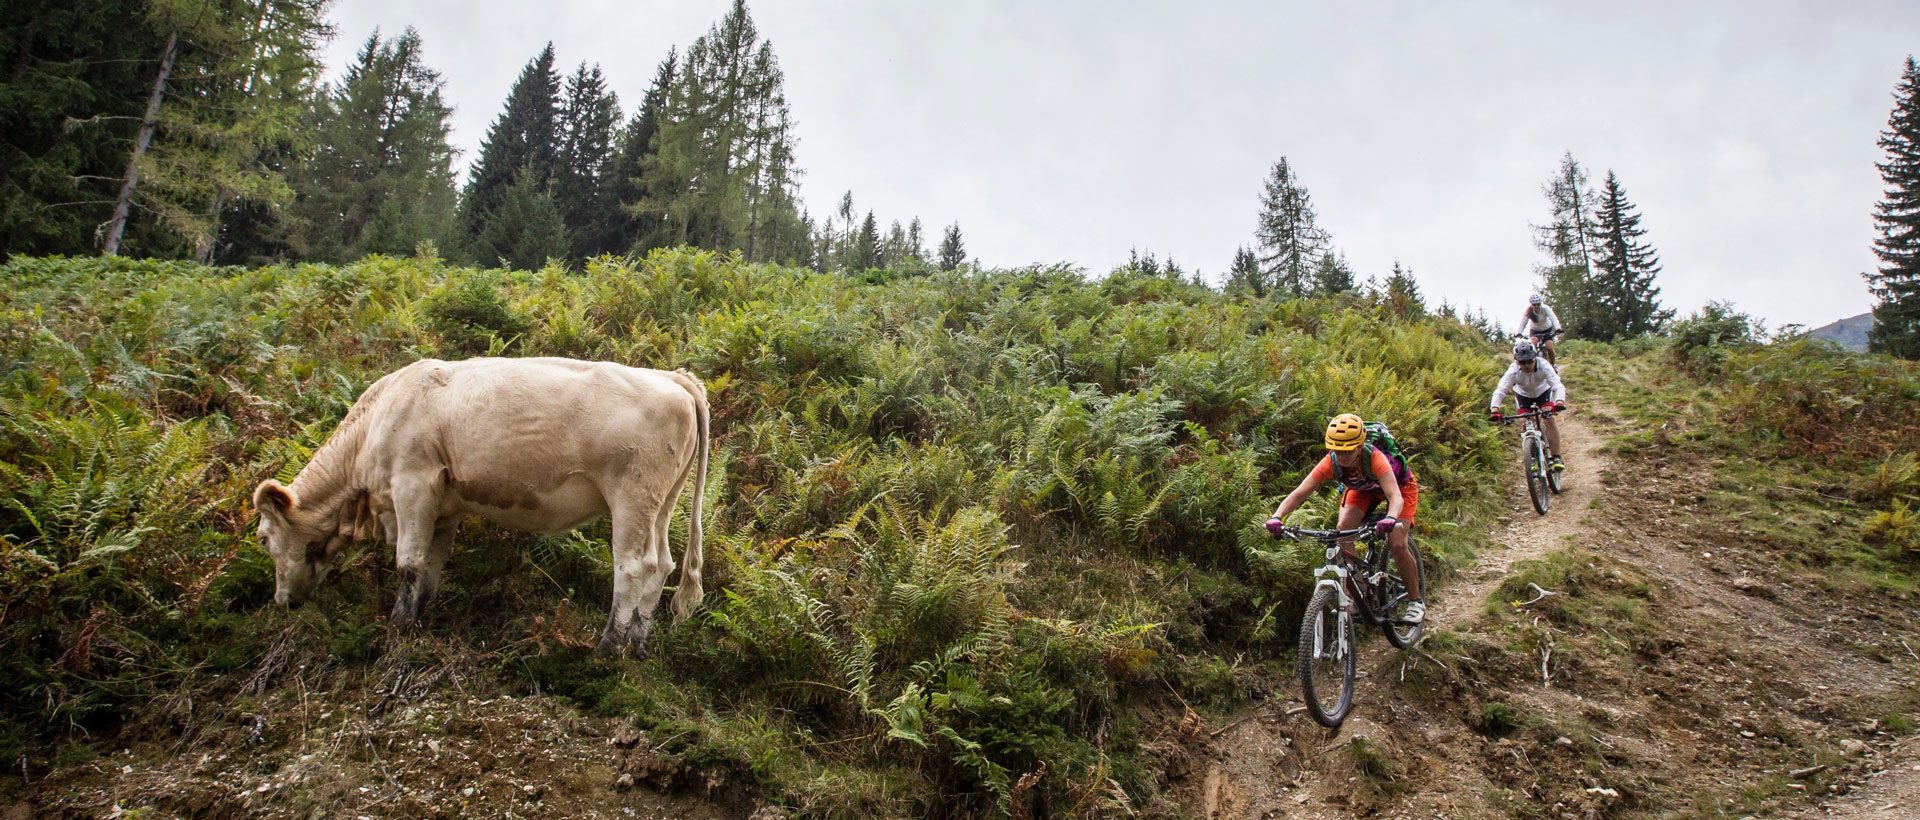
1265;517;1286;536
1373;516;1398;536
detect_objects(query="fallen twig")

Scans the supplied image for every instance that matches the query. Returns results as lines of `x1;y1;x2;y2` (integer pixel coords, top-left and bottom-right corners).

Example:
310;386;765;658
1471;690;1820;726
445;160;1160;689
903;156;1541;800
1209;715;1255;738
1788;764;1828;780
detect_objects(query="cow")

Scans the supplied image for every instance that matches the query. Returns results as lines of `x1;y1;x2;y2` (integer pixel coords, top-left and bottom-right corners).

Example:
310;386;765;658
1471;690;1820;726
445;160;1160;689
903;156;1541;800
251;357;709;658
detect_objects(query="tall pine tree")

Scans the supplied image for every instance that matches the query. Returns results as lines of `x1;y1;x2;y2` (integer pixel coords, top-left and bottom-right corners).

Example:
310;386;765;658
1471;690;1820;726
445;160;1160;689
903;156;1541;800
289;28;458;262
1868;56;1920;359
554;62;622;260
1253;157;1330;297
458;43;562;259
1587;171;1672;339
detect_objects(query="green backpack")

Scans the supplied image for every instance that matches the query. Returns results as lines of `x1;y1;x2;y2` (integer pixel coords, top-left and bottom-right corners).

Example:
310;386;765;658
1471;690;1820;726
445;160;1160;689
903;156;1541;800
1330;421;1411;488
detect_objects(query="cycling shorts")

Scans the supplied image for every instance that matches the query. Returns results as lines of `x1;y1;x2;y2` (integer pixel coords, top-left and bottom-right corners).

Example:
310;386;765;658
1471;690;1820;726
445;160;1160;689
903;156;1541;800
1343;480;1418;526
1516;392;1551;411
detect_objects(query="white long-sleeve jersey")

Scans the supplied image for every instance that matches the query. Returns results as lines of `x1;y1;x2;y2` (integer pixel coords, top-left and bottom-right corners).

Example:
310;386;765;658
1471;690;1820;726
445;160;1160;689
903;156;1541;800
1490;360;1567;409
1518;304;1562;336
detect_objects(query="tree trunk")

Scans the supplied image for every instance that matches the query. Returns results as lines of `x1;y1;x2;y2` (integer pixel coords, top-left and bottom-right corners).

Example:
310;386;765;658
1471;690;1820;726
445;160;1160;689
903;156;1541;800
101;29;178;256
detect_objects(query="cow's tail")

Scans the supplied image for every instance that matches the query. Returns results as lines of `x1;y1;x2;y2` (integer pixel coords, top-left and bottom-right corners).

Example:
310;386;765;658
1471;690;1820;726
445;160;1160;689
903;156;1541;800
671;370;709;623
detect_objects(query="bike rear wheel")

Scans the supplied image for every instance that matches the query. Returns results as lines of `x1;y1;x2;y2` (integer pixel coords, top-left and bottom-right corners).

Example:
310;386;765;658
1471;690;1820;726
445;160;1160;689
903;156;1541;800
1298;584;1355;728
1525;437;1549;515
1380;539;1427;649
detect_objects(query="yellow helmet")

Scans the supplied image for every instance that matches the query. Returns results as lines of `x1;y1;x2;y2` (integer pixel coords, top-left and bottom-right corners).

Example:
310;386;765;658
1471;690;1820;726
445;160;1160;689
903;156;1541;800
1325;413;1367;451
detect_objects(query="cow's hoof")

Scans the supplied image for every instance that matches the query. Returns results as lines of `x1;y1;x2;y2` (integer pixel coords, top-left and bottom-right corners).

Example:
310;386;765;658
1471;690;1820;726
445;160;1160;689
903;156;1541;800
598;612;653;659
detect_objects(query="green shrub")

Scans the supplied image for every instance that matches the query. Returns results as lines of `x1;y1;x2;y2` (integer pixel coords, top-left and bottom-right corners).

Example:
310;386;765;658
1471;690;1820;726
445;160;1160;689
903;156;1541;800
419;273;530;354
1669;301;1763;374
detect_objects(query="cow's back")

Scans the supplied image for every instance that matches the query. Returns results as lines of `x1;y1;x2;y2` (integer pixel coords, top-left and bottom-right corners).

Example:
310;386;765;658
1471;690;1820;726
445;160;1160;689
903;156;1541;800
356;359;695;515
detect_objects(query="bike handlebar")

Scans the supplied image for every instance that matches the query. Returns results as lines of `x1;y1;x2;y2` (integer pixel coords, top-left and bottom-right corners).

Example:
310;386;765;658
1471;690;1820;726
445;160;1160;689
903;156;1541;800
1497;408;1561;424
1273;524;1376;541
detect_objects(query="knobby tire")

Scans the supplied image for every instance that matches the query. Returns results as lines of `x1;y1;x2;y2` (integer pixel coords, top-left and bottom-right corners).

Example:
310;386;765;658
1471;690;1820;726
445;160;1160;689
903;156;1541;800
1298;584;1355;728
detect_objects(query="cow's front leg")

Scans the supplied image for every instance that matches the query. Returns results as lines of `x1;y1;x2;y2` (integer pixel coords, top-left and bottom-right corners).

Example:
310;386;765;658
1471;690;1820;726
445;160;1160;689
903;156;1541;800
389;477;442;626
600;499;672;658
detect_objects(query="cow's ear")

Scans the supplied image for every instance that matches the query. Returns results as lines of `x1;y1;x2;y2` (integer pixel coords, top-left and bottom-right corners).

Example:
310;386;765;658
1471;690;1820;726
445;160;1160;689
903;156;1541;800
254;480;296;526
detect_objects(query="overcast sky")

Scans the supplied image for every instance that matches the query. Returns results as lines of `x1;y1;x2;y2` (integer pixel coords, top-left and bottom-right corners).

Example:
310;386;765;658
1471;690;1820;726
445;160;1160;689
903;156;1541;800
321;1;1919;329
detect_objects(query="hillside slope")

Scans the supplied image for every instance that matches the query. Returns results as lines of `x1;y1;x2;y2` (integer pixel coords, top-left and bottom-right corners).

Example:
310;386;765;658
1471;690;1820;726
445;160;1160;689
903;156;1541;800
4;255;1915;818
1183;339;1920;818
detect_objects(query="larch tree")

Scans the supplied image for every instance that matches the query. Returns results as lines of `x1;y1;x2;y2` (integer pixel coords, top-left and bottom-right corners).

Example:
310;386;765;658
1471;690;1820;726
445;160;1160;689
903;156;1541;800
1535;153;1603;338
289;27;458;262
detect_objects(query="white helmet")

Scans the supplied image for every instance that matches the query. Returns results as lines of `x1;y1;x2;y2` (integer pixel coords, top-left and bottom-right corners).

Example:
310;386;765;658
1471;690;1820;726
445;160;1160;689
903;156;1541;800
1529;294;1544;306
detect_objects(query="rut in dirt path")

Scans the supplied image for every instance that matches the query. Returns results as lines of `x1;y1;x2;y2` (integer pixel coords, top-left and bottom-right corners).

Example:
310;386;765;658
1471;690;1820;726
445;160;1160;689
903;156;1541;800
1430;408;1608;625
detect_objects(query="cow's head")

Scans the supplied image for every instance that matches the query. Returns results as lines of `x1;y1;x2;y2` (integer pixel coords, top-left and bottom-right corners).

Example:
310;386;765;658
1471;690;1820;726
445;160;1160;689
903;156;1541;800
253;480;347;606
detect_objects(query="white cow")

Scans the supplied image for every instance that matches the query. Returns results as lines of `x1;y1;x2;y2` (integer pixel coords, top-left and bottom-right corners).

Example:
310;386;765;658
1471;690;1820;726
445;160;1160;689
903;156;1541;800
252;357;709;657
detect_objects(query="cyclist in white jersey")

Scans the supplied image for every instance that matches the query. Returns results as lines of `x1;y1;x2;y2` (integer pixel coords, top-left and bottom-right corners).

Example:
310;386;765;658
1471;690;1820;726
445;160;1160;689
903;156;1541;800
1490;339;1568;471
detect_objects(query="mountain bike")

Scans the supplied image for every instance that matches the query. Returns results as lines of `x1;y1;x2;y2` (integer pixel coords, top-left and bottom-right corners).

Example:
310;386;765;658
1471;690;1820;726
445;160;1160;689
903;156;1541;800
1500;408;1563;515
1530;327;1562;365
1276;517;1426;728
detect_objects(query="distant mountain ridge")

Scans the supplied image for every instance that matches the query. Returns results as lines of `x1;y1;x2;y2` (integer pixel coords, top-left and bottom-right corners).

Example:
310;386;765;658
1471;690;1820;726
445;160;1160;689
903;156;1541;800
1809;312;1871;352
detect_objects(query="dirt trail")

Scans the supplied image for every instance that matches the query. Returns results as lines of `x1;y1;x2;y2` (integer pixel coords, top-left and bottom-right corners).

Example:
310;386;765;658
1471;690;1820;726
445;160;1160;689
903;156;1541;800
1195;410;1611;819
1430;410;1602;626
1187;394;1920;819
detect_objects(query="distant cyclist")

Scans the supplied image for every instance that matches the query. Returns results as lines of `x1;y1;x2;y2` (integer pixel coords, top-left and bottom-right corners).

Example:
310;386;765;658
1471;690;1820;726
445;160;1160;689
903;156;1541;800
1490;340;1568;471
1265;414;1425;624
1518;294;1562;363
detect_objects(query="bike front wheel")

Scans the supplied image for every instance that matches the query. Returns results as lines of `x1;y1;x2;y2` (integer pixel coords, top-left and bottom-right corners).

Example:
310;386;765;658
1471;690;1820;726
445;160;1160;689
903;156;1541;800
1298;584;1356;728
1381;539;1427;649
1525;437;1550;515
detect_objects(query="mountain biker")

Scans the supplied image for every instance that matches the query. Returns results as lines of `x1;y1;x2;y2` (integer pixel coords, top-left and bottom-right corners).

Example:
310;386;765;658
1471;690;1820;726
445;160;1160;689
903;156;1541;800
1264;414;1425;624
1519;294;1562;361
1490;340;1568;470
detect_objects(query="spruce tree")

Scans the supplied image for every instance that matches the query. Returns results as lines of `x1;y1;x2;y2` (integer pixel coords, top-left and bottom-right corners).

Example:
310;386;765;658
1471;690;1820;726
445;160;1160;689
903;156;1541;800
458;43;562;255
1868;56;1920;359
938;222;966;270
847;211;880;270
608;51;677;254
1311;251;1356;295
0;0;162;257
1381;260;1425;316
1535;153;1602;338
290;28;457;262
1253;157;1330;297
1587;171;1673;338
555;63;621;260
472;173;569;270
1224;246;1267;296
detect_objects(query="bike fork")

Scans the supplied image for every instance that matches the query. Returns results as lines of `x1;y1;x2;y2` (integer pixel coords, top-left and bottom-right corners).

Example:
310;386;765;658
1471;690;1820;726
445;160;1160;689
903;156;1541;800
1312;578;1352;660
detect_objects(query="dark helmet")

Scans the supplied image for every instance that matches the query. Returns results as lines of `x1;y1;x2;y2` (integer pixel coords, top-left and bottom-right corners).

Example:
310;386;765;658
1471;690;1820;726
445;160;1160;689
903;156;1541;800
1513;340;1538;363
